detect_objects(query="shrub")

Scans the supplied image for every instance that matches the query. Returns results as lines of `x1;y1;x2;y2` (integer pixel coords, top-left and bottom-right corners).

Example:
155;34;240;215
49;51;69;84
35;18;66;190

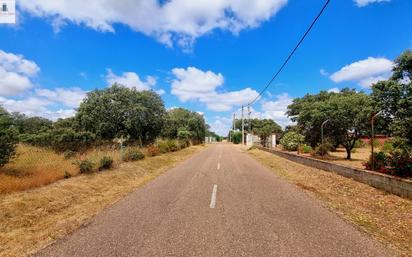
124;149;145;162
387;148;412;177
364;151;388;172
354;139;365;148
166;139;179;152
99;156;113;171
0;108;18;167
156;140;169;153
79;160;94;173
155;139;179;153
21;128;96;152
64;150;76;159
146;145;160;156
298;144;312;154
64;171;72;179
280;132;305;151
314;143;333;156
382;141;394;153
232;132;242;144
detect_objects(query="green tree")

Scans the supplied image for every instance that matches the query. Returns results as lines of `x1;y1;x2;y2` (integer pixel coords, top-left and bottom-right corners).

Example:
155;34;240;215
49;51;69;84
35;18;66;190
251;119;283;146
372;50;412;144
11;113;52;134
287;89;373;159
0;107;18;166
75;84;166;144
162;108;206;144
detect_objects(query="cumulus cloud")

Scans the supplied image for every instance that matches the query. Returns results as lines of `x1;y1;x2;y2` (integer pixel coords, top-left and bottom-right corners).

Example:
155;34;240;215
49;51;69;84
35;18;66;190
35;87;87;108
106;69;157;91
261;93;293;127
327;87;340;93
209;116;232;136
320;68;329;76
171;67;259;111
354;0;391;7
0;50;39;96
329;57;394;88
18;0;288;48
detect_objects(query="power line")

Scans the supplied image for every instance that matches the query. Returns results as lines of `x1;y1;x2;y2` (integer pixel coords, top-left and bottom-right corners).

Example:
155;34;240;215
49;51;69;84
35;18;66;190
248;0;331;106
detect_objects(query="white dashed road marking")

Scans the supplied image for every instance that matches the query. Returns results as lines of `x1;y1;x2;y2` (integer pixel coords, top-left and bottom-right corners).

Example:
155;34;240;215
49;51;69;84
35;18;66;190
210;184;218;209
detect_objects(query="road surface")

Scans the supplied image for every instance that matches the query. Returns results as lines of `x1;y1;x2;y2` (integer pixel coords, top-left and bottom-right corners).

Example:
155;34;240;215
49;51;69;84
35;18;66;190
34;144;392;257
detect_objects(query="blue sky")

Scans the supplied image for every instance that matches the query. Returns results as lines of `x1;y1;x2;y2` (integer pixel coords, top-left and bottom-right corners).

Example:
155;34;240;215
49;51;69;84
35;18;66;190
0;0;411;135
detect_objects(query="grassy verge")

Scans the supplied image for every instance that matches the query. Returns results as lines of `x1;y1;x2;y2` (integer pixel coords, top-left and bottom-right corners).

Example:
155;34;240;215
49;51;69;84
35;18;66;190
0;145;205;257
248;148;412;257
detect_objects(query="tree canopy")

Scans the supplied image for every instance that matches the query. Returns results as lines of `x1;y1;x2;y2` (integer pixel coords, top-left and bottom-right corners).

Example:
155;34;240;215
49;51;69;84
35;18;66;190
0;107;18;166
75;84;166;144
162;107;207;143
372;50;412;144
287;89;373;159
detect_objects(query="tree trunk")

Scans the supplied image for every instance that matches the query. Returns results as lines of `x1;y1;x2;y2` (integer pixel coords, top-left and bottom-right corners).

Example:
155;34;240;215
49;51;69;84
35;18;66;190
345;147;351;159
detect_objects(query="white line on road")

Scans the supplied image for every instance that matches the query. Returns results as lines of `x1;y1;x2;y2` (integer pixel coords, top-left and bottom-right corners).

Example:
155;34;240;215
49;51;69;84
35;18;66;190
217;162;220;170
210;184;218;209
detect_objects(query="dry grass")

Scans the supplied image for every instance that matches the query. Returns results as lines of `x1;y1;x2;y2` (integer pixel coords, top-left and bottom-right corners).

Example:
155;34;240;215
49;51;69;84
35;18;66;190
0;145;130;193
287;146;374;170
0;145;79;193
248;148;412;257
0;145;204;257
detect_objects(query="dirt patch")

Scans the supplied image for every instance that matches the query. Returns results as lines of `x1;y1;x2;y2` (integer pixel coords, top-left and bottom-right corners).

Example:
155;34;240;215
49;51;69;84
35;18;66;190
248;148;412;257
0;145;205;257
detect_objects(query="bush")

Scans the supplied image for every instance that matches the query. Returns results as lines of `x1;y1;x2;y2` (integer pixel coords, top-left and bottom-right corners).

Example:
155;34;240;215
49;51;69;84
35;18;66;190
21;128;96;152
0;108;18;167
98;156;113;171
298;144;312;154
178;139;190;149
382;141;394;153
64;171;72;179
146;145;160;156
232;131;242;144
166;139;179;152
64;150;76;159
124;149;145;162
364;151;388;172
155;139;179;153
79;160;94;173
387;148;412;177
354;139;365;148
280;132;305;151
314;142;333;156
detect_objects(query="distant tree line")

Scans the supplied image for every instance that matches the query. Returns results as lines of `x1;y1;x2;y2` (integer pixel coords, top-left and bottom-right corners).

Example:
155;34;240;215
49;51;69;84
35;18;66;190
0;84;218;167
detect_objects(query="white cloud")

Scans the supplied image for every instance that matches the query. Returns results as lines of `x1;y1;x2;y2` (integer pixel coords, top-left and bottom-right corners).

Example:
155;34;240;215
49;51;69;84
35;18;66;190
35;87;87;108
0;50;39;96
261;93;293;127
171;67;259;111
327;87;340;93
320;68;329;76
18;0;288;48
354;0;391;7
209;116;232;136
329;57;394;88
106;69;157;91
0;50;39;76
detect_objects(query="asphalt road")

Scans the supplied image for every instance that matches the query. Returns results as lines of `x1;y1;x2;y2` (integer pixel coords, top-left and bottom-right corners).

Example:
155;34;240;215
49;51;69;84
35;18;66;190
34;144;392;257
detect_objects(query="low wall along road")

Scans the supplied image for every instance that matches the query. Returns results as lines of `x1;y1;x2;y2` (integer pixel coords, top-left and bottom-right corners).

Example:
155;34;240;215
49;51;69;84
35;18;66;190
256;146;412;200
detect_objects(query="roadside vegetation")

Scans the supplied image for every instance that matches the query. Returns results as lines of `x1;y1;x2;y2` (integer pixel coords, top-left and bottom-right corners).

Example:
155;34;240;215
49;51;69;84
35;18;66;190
279;50;412;178
0;84;217;193
0;145;204;257
248;148;412;257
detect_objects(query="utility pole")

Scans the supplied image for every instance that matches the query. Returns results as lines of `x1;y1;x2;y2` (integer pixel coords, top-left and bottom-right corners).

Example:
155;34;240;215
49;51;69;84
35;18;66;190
241;105;245;145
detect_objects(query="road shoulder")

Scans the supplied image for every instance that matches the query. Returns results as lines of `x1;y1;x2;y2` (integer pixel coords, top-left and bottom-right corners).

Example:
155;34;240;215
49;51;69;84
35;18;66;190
247;147;412;257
